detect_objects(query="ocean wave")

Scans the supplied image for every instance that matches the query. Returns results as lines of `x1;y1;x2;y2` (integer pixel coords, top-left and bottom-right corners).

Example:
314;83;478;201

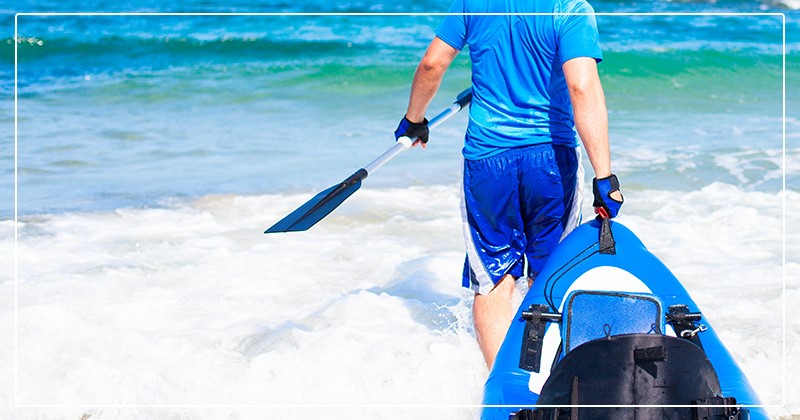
5;10;791;65
8;37;788;94
10;34;395;62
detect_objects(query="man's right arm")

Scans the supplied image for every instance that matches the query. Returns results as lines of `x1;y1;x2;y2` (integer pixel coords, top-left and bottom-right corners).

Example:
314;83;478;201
563;57;610;178
563;57;624;209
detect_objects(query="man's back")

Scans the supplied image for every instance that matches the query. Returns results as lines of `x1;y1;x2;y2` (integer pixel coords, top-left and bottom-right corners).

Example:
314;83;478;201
435;0;602;160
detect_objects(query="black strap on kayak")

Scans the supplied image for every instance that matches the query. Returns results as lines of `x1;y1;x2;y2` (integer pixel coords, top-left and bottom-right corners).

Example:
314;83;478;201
569;376;579;420
666;304;705;349
509;388;578;420
519;304;562;372
598;217;616;255
692;397;749;419
510;408;572;420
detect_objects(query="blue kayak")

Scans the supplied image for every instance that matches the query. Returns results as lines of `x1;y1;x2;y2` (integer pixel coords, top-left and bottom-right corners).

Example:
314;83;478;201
482;219;768;420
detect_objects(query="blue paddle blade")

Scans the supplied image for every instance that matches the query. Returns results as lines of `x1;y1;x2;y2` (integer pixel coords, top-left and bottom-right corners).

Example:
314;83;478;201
264;169;367;233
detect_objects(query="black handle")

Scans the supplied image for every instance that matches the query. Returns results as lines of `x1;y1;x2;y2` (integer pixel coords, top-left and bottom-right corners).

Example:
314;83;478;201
455;87;473;108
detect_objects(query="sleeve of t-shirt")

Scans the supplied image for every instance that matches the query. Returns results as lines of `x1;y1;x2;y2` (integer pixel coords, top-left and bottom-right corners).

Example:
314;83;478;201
435;0;467;51
556;0;603;65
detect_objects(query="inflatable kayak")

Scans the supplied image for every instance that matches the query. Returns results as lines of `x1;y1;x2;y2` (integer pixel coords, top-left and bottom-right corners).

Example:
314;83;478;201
482;219;768;420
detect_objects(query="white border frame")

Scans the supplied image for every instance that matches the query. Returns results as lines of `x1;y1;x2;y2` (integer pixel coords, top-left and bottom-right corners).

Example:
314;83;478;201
13;11;787;412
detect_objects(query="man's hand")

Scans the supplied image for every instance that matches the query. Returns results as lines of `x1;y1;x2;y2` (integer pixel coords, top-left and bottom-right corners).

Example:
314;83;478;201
592;174;624;218
394;116;429;147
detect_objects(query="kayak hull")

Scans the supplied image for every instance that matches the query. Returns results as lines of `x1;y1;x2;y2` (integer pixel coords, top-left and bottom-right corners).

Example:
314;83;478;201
481;220;767;420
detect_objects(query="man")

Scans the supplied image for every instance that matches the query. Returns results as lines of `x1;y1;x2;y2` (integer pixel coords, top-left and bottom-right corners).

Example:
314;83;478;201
394;0;624;369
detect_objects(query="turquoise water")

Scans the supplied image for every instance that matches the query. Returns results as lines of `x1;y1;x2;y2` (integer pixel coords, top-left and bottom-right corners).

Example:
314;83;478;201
2;3;797;216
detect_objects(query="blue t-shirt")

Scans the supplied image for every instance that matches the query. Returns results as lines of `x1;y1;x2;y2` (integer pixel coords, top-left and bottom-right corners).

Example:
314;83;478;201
436;0;603;160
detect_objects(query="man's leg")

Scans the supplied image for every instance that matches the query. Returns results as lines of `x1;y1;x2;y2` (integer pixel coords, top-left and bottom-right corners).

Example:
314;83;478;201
473;274;516;370
461;147;545;370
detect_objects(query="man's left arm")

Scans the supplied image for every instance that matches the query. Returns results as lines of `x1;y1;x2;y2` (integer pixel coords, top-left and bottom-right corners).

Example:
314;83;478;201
406;37;460;122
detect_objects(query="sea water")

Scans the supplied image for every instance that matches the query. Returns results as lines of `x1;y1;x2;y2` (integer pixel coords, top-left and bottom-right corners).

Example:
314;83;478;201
1;1;799;419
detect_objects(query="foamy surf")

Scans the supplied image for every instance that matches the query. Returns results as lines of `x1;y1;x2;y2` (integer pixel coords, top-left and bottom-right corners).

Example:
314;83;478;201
2;182;797;418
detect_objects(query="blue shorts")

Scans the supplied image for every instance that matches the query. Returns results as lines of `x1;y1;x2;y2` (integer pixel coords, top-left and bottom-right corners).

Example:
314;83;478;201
461;143;583;295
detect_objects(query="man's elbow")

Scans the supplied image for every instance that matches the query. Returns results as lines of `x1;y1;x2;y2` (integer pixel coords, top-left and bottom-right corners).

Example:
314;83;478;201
567;76;596;96
563;57;603;99
418;54;451;75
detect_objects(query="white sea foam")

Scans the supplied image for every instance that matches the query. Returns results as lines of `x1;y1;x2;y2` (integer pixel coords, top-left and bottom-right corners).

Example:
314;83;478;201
1;183;797;418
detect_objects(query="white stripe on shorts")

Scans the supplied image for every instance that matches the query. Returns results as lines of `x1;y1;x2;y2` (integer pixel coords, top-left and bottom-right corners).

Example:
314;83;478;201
560;146;584;241
460;159;495;295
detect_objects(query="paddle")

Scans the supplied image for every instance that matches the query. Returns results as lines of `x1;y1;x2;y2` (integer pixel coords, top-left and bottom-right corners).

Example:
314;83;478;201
264;87;473;234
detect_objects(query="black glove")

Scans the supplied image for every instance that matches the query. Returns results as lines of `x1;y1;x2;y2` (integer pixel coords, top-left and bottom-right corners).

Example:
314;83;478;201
394;116;429;144
592;174;624;219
